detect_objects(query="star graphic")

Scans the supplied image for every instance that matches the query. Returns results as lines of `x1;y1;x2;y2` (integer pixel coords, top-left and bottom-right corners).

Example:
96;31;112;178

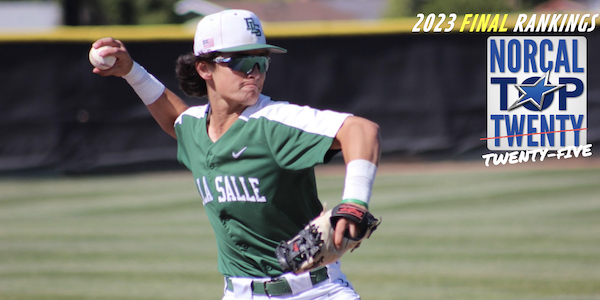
509;71;565;111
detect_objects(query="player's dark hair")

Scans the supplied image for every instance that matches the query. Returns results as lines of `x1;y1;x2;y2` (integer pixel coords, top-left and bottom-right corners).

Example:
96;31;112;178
175;52;218;98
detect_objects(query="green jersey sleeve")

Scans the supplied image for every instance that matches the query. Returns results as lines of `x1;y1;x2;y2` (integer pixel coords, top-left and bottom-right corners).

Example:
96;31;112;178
174;105;209;171
241;100;351;170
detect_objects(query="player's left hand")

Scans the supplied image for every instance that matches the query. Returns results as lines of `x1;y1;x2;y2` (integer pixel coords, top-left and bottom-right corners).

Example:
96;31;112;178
333;203;365;249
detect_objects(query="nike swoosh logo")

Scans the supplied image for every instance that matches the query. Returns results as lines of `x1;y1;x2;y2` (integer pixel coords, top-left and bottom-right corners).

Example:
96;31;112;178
232;146;248;159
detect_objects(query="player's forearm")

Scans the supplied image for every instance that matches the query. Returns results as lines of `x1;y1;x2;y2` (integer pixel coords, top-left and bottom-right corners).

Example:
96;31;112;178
146;89;189;139
121;61;188;139
333;116;380;209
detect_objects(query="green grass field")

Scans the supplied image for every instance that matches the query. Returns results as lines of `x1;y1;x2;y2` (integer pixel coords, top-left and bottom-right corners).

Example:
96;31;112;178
1;160;600;300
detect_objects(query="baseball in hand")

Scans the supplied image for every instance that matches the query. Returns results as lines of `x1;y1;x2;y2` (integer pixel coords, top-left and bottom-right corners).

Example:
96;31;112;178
89;46;117;70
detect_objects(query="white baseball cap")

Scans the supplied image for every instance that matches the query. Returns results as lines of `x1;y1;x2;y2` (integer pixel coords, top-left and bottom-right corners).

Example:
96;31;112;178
193;9;287;55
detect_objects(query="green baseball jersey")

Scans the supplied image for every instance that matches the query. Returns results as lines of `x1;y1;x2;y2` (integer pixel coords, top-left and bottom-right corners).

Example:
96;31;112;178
174;95;351;278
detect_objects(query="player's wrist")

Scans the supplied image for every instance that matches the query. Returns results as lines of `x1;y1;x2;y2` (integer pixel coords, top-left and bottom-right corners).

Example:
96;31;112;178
341;198;368;209
341;159;377;208
122;61;165;106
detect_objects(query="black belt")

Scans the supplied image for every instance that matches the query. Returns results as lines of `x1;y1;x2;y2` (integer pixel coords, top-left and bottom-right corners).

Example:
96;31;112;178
226;267;328;296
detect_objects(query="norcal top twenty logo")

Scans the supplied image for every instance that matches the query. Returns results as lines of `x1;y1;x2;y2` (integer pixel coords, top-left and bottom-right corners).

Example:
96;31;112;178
486;36;587;150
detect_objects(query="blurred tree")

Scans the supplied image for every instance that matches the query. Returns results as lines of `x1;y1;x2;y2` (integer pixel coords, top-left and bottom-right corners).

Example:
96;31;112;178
385;0;550;17
61;0;303;25
62;0;196;25
59;0;559;24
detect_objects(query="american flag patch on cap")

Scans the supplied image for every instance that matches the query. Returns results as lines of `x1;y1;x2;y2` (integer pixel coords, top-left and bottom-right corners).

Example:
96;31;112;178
203;38;214;49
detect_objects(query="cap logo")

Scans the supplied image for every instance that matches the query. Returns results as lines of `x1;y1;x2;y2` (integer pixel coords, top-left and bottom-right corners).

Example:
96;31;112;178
244;18;262;36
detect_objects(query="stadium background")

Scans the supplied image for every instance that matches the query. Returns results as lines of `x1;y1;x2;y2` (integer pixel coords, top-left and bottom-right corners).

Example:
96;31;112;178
2;16;599;173
1;7;600;300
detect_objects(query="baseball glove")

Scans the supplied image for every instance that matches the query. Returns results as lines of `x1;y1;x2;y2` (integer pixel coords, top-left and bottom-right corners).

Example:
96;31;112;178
275;203;381;274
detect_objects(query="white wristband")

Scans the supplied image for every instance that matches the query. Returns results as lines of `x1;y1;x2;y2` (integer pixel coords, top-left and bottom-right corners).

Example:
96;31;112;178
122;61;165;106
342;159;377;206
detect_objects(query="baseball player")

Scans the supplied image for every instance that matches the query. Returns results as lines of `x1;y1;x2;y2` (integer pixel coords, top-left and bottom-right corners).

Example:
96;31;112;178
92;9;380;300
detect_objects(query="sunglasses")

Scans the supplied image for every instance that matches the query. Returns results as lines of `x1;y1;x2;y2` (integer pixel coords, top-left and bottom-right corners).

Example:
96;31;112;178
213;55;271;75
